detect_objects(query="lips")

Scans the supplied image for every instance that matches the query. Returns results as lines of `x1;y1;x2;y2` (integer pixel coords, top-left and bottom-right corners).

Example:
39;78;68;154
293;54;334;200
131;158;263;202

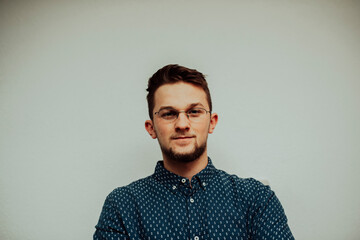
172;135;195;140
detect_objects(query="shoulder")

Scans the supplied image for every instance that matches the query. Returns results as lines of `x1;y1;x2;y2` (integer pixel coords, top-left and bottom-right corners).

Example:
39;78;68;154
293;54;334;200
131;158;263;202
105;176;154;204
216;169;273;203
230;174;269;192
216;168;266;188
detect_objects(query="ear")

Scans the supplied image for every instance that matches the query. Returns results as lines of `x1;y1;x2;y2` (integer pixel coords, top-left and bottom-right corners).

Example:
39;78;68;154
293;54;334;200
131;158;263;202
145;120;157;139
208;113;218;134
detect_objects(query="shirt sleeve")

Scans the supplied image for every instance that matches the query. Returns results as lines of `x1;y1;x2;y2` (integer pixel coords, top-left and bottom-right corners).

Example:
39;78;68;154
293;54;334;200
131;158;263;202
248;179;294;240
93;191;130;240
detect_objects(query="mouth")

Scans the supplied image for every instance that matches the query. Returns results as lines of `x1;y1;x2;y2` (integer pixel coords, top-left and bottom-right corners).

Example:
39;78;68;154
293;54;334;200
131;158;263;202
172;135;195;140
171;136;194;146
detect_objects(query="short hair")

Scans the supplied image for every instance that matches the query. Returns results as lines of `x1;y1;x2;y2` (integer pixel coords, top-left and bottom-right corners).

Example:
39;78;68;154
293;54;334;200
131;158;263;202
146;64;212;120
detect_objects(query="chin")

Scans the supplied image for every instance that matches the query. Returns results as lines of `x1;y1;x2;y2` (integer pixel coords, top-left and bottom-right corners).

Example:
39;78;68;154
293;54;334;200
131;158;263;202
161;142;206;163
173;145;195;154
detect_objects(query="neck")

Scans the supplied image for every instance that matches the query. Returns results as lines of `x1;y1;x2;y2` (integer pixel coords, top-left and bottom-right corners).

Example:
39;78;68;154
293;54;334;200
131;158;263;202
163;151;208;181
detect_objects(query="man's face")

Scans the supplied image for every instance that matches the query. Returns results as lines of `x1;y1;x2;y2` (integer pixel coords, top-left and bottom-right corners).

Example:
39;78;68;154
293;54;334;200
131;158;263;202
145;82;218;162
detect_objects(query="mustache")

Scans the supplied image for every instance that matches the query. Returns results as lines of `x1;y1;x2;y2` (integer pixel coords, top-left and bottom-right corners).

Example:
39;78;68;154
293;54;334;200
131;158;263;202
171;134;196;139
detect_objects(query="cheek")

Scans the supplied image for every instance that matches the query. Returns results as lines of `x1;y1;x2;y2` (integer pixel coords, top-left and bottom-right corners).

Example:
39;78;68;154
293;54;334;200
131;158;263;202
195;124;210;137
155;125;171;139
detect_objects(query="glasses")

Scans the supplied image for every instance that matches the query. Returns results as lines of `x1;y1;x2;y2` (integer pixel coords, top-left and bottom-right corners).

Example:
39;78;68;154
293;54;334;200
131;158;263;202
154;107;211;122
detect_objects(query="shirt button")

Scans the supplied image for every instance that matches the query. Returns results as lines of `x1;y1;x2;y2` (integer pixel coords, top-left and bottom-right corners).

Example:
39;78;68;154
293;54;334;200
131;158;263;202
190;197;194;203
172;185;176;190
181;178;186;183
194;236;199;240
202;182;206;186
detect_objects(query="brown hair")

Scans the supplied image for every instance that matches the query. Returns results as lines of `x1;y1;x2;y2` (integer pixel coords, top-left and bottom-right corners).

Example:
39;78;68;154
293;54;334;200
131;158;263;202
146;64;212;119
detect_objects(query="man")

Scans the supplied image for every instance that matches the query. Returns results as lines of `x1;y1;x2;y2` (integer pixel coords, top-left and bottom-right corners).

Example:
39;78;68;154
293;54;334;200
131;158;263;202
94;64;294;239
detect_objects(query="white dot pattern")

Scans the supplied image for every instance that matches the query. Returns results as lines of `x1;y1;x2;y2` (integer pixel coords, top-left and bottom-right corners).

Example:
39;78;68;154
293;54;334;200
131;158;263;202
94;158;294;239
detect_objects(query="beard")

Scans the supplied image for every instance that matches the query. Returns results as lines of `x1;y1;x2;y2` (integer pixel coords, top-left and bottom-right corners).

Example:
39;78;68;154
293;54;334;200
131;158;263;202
160;141;207;163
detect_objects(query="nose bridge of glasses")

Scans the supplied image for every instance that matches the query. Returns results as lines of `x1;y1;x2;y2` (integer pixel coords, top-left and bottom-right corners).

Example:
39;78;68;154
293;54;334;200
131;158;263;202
177;110;190;120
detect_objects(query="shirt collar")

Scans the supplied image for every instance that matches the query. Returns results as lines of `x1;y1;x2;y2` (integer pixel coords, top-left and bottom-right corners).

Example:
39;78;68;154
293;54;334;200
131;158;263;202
152;157;217;190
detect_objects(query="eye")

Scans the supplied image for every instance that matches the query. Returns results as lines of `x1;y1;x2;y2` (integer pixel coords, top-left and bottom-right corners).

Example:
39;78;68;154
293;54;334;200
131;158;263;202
160;110;178;119
187;108;204;117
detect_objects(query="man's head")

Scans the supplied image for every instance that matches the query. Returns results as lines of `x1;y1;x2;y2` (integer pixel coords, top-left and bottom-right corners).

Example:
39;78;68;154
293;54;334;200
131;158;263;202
146;64;212;120
145;64;218;163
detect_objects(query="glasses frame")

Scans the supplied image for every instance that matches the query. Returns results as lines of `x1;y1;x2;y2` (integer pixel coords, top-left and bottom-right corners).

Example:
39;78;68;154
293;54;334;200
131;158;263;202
154;107;211;123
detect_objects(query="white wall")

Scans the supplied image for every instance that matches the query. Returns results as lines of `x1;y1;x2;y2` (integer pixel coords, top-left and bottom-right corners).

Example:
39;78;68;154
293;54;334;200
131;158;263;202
1;1;359;239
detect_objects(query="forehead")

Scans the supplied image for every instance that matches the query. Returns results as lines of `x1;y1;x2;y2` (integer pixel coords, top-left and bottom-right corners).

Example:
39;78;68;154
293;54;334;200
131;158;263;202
153;82;208;110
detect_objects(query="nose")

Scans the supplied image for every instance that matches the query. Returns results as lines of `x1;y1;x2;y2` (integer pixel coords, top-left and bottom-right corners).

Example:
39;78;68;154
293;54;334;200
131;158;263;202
174;112;190;131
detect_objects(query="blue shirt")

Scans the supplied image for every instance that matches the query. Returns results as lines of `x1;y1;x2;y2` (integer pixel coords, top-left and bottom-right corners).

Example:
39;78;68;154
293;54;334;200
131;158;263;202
94;158;294;239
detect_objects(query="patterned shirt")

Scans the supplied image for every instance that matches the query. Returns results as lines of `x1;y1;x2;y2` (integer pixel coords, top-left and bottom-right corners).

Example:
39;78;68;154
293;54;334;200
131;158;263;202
94;158;294;240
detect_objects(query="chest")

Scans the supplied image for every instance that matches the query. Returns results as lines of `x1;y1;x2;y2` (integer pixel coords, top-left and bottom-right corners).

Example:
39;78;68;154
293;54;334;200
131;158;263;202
124;185;250;240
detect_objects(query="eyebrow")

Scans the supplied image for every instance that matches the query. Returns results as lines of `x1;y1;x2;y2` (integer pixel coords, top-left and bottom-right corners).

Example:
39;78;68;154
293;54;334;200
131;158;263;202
158;103;205;111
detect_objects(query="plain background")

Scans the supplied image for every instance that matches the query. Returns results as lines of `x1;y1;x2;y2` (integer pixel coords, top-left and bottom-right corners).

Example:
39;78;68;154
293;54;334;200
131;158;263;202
1;0;359;239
